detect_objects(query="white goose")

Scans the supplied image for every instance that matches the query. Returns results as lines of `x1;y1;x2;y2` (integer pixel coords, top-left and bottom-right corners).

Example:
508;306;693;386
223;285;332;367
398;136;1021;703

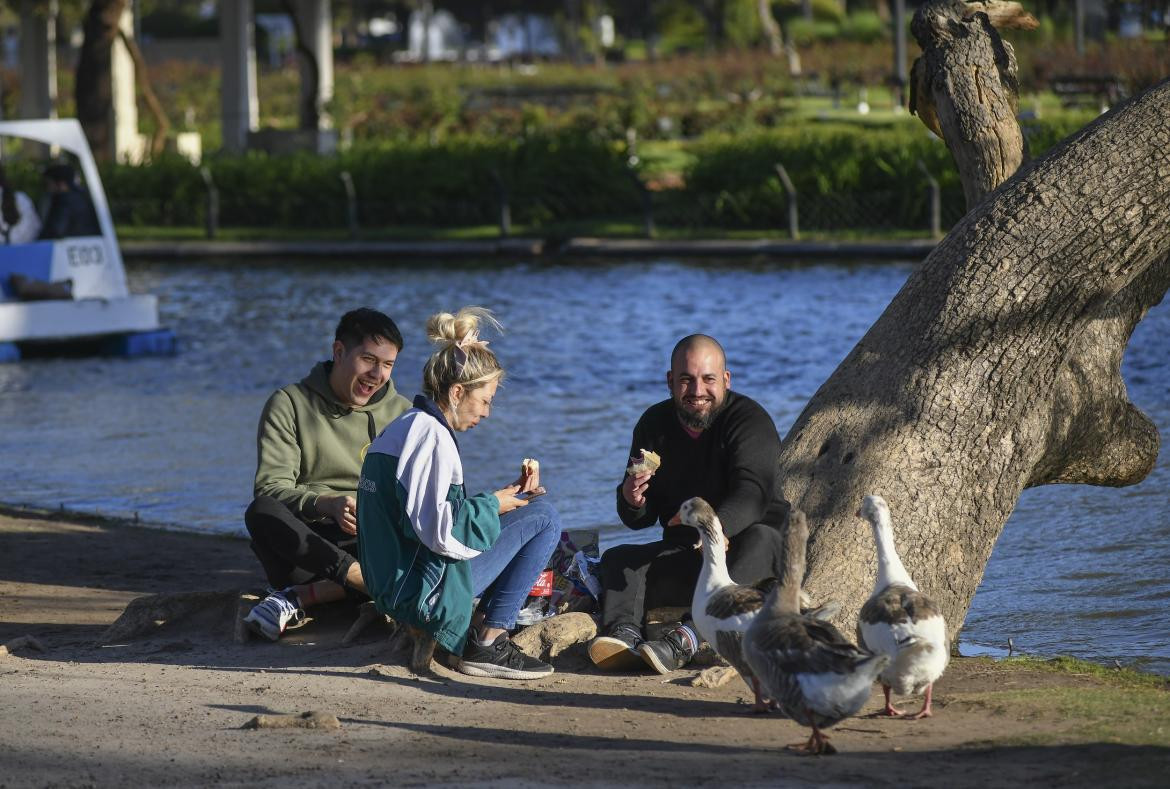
684;496;776;712
744;510;888;755
857;494;949;719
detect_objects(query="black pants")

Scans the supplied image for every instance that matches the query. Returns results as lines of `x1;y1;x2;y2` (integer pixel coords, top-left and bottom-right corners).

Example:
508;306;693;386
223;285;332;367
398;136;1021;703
244;495;357;589
598;522;784;632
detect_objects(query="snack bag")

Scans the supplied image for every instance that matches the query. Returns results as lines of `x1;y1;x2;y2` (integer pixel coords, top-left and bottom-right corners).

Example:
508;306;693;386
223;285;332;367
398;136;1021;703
548;529;602;612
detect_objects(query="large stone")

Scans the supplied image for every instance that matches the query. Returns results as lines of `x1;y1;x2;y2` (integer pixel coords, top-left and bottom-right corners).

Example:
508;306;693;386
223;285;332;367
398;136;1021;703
241;711;341;730
511;612;597;659
101;589;241;643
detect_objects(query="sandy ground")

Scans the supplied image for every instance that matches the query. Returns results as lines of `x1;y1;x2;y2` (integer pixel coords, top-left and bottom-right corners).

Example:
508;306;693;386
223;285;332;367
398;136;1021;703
2;506;1169;788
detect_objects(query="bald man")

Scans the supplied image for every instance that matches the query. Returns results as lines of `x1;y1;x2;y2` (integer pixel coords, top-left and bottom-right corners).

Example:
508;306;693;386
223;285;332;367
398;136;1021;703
589;335;790;674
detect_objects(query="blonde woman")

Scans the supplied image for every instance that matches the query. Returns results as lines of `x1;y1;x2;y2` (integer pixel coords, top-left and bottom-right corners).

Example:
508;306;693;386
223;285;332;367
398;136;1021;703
357;307;559;679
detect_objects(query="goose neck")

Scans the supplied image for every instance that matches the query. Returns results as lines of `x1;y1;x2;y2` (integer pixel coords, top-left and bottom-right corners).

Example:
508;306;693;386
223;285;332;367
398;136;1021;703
698;539;733;591
871;515;914;590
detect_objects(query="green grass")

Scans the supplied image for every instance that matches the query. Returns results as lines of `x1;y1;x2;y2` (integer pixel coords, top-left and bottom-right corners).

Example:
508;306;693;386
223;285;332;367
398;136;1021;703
954;656;1170;747
1002;655;1170;691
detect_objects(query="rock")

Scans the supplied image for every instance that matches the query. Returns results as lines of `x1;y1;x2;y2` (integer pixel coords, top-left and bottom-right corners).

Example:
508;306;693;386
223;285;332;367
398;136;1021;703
101;589;240;644
342;601;395;645
692;665;739;688
690;644;727;668
411;633;437;673
511;612;597;659
234;593;260;644
0;635;46;658
390;625;437;674
241;711;341;730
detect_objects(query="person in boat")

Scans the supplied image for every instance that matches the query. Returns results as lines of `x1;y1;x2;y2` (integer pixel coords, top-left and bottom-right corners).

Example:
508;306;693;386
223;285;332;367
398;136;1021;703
37;162;100;240
241;308;411;641
588;334;790;674
357;306;560;680
0;164;42;244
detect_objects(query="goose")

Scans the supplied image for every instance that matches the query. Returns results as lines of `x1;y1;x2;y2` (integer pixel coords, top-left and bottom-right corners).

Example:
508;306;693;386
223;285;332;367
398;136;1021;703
744;510;888;755
684;496;777;712
684;497;843;712
857;494;949;719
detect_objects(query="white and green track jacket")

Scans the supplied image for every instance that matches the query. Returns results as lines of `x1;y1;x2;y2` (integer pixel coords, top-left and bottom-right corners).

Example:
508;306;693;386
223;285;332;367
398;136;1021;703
357;397;501;654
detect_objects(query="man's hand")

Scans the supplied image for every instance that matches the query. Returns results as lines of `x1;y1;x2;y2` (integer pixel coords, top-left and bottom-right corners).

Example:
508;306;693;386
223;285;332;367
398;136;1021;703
318;494;358;535
622;470;652;508
494;484;529;514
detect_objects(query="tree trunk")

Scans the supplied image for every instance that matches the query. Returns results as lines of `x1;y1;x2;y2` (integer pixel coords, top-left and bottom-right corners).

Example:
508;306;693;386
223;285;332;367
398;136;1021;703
757;0;783;56
75;0;127;160
281;0;321;131
780;1;1170;645
697;0;726;52
909;1;1038;209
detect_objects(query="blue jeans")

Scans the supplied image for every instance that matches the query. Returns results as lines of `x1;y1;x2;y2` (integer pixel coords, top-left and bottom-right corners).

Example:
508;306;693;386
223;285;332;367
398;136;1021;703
468;498;561;630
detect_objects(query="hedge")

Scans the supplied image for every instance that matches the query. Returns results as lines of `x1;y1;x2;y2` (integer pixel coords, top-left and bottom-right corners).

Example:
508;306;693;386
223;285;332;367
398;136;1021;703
7;114;1096;234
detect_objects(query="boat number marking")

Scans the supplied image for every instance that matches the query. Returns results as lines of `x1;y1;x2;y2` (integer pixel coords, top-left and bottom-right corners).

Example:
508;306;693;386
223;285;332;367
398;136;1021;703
66;245;106;267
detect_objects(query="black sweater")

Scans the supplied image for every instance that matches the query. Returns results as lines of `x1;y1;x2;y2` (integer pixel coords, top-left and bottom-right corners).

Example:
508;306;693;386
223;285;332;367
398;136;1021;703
615;390;788;546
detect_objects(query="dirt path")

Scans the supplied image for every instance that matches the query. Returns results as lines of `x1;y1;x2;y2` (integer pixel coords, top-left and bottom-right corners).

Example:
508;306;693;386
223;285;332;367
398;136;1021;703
2;507;1168;787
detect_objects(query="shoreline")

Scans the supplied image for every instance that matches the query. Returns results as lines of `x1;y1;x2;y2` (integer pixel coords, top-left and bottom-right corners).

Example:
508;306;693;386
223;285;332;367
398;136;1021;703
2;507;1169;786
0;499;1154;677
120;237;938;261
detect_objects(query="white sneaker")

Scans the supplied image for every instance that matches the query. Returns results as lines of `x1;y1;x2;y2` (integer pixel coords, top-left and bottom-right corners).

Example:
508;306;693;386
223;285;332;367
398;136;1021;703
243;590;305;641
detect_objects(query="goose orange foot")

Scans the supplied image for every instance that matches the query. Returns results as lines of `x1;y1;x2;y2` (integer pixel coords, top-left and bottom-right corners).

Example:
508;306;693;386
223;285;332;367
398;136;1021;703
879;683;904;716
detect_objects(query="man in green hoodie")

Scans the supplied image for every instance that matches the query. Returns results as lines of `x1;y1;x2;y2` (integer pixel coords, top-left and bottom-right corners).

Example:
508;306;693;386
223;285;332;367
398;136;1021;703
242;308;412;641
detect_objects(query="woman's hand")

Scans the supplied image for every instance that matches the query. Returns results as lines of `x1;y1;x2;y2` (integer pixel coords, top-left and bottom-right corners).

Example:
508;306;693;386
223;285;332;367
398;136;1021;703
494;484;529;514
514;460;541;494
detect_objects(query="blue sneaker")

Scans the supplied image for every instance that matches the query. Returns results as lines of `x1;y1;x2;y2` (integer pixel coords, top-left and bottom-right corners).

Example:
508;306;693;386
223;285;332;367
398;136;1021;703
243;590;305;641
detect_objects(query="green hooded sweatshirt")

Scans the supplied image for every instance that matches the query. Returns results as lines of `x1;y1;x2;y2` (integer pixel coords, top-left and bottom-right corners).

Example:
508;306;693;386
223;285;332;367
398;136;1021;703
254;361;411;523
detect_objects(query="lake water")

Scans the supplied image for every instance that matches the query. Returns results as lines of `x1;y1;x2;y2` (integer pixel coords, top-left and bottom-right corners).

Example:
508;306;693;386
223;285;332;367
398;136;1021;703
1;258;1167;674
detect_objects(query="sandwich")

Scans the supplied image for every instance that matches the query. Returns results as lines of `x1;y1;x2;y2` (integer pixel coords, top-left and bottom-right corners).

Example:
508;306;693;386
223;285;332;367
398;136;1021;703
626;449;662;476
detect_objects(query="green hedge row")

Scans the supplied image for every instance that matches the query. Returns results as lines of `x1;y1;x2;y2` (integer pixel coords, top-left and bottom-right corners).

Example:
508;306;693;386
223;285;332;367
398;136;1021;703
56;114;1095;233
100;130;643;229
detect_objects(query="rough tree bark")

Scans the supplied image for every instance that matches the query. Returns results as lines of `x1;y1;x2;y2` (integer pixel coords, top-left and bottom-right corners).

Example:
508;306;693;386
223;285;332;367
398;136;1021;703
779;0;1170;646
75;0;128;160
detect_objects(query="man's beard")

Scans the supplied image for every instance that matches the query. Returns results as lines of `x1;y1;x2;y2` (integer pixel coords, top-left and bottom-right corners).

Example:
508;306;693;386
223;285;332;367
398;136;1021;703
675;395;726;431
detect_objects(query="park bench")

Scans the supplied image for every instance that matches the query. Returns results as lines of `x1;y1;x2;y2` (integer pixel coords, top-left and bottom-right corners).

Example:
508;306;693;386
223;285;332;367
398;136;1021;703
1049;74;1125;109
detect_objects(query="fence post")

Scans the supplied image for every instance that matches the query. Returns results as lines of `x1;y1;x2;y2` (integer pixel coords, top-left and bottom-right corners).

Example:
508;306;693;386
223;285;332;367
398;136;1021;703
339;171;359;239
626;165;655;239
774;162;800;240
917;158;941;239
489;168;511;238
199;165;218;240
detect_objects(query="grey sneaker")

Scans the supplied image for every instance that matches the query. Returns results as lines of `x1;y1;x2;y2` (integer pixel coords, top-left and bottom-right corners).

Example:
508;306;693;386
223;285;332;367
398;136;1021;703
638;623;699;674
458;633;554;680
588;623;645;671
243;590;305;641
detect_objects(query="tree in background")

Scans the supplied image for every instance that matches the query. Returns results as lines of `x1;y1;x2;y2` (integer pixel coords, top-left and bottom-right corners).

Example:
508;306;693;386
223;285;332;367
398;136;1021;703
777;0;1169;647
75;0;126;160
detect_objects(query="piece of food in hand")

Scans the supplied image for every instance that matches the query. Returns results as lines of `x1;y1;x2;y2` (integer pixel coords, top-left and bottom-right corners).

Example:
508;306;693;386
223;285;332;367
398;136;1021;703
626;449;662;476
521;457;539;476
